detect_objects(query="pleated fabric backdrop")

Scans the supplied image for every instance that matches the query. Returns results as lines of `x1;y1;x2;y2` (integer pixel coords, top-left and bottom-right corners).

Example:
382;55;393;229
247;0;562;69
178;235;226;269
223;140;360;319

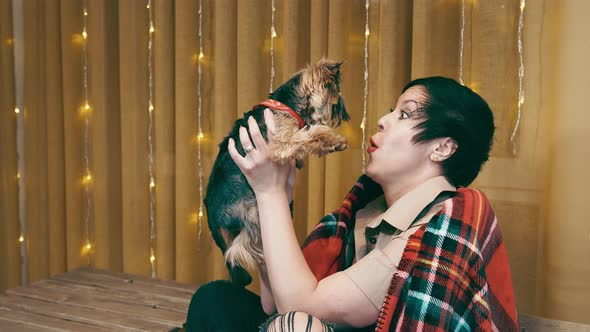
1;0;590;324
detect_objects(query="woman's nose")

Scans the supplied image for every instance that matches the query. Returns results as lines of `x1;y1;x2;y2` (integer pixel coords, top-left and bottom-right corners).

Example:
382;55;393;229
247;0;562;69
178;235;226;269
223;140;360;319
376;116;385;131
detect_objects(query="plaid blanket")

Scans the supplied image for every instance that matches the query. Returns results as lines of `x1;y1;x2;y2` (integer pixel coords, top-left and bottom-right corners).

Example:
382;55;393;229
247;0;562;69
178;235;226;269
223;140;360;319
302;175;519;331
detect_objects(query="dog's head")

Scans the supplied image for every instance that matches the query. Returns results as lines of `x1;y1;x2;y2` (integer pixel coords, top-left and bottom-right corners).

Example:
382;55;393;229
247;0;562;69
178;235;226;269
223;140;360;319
270;58;349;127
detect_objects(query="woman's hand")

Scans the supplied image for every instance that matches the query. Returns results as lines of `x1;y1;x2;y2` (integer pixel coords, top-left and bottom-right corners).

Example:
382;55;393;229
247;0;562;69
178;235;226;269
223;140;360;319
228;109;296;199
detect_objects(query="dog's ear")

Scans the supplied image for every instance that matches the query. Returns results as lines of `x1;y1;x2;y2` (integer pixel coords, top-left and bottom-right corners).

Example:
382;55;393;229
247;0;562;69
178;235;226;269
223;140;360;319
315;58;343;72
315;59;343;89
331;95;349;126
326;61;343;72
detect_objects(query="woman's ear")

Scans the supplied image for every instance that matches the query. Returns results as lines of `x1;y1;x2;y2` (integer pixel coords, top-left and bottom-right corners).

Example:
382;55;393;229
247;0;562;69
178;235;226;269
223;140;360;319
430;137;458;162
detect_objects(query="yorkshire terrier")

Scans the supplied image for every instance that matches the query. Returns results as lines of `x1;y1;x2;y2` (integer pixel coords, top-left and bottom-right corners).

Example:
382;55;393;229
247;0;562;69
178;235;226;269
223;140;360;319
204;59;349;286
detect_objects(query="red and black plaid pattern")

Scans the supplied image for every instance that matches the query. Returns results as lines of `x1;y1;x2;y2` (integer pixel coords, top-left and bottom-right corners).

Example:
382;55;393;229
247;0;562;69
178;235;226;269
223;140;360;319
302;177;519;331
302;175;382;280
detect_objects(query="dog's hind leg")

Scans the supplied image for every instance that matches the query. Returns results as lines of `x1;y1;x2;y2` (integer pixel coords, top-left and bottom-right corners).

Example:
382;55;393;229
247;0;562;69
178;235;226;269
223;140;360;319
210;227;253;286
224;231;259;286
223;199;262;286
227;262;252;287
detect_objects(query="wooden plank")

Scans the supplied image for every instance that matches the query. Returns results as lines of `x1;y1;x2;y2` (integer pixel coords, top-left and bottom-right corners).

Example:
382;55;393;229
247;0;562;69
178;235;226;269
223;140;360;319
0;305;111;331
50;269;195;300
0;317;55;332
0;294;172;331
75;267;197;292
9;279;188;313
6;281;187;324
519;314;590;332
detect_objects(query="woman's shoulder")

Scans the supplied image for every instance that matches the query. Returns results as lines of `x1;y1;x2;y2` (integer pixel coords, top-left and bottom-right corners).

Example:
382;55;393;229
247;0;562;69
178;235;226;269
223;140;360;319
453;187;492;209
438;187;495;231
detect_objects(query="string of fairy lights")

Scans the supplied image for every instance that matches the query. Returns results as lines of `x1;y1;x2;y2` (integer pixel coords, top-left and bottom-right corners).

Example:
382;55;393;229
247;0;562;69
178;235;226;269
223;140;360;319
360;0;370;171
458;0;525;156
196;0;205;243
146;0;157;278
269;0;277;93
511;0;526;156
81;0;92;265
12;0;28;286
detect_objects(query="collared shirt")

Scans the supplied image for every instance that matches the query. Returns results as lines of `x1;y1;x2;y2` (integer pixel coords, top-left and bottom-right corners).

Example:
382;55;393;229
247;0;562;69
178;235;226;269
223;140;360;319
343;176;456;308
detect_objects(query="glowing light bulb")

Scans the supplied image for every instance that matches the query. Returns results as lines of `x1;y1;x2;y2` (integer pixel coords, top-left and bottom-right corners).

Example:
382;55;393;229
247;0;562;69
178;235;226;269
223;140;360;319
86;243;91;250
365;27;370;37
271;27;277;39
149;103;154;113
16;172;20;179
360;121;366;129
83;173;93;185
150;255;155;263
14;107;20;114
520;1;526;11
519;97;525;105
198;51;204;60
146;3;150;9
198;131;204;140
85;102;90;111
150;178;155;189
82;29;87;40
149;24;155;34
19;235;24;242
199;210;203;217
84;10;88;16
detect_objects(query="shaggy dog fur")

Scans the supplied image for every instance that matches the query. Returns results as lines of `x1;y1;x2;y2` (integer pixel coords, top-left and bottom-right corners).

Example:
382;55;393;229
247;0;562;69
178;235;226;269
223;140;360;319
204;59;349;286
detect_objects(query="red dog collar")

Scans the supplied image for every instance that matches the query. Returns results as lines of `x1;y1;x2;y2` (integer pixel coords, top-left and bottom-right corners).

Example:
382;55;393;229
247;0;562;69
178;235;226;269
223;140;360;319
254;99;305;129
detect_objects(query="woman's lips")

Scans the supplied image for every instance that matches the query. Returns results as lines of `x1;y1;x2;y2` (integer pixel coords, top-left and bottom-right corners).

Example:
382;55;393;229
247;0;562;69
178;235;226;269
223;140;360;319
367;137;378;153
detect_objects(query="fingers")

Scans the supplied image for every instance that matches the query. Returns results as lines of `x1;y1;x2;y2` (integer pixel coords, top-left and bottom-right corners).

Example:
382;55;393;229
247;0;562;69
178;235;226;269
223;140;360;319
248;116;267;153
228;138;250;170
263;108;276;135
239;125;254;155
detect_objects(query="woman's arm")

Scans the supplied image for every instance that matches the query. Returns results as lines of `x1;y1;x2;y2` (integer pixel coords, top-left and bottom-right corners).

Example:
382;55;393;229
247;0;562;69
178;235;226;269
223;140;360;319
259;169;295;316
228;112;378;327
259;264;276;315
255;190;377;327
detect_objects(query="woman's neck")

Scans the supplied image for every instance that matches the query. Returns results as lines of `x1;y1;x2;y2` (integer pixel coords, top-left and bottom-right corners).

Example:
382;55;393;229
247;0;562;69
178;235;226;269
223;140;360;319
381;167;442;207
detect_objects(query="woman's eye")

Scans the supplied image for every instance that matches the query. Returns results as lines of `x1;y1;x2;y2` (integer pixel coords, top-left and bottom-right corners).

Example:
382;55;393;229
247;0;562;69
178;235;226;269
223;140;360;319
399;110;410;119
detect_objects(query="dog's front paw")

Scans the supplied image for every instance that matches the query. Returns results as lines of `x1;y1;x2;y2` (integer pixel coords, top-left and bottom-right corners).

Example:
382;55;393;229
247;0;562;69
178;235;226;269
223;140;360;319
270;149;293;164
332;136;348;152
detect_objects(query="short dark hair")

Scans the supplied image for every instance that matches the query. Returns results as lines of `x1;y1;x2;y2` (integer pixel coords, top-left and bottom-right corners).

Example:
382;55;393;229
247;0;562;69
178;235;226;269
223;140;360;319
403;76;495;187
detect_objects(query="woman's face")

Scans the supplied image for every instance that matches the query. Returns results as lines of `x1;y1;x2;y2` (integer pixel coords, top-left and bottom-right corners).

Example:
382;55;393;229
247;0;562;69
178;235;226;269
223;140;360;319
366;86;433;184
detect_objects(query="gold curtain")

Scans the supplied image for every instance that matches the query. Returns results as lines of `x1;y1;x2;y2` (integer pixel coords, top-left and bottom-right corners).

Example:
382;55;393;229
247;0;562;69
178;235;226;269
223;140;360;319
1;0;589;325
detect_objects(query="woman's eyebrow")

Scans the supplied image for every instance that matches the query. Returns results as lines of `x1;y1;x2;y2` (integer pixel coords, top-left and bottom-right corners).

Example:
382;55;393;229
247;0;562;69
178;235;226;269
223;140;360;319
400;100;419;108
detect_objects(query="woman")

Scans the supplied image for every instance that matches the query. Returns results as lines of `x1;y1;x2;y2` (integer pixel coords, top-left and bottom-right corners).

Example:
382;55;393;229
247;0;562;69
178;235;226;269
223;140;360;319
184;77;519;331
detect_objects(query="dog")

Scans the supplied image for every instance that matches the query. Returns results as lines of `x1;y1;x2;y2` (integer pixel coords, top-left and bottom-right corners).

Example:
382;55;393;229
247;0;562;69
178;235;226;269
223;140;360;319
204;58;349;286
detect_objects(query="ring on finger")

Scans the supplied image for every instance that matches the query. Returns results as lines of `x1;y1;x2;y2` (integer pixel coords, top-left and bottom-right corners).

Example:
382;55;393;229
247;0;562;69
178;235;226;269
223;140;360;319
244;145;254;153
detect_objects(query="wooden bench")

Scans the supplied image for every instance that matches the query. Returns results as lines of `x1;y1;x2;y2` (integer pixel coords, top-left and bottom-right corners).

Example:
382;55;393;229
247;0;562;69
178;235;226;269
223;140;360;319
1;268;589;331
0;268;196;331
